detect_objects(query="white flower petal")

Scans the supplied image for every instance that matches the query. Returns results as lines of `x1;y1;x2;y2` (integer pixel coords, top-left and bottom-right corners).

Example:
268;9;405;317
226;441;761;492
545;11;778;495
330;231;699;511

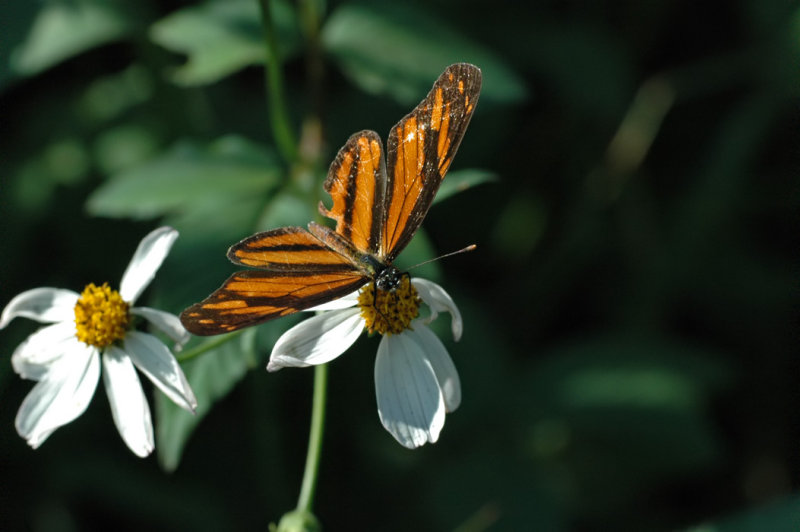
119;227;178;304
12;321;78;381
123;331;197;413
15;343;100;448
305;290;360;311
375;333;445;448
0;288;79;329
411;278;462;341
103;347;154;457
131;306;190;350
408;323;461;412
268;308;363;371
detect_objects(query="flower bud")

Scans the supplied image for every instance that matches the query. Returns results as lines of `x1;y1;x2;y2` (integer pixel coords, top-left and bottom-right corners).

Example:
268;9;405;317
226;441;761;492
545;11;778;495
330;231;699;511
274;510;321;532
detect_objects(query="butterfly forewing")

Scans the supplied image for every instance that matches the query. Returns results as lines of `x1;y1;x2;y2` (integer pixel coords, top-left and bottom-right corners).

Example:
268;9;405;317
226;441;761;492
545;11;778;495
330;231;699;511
382;63;482;260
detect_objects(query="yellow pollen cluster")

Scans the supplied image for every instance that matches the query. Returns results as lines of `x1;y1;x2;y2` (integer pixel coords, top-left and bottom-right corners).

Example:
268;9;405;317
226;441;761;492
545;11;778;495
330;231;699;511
358;276;421;336
74;282;130;348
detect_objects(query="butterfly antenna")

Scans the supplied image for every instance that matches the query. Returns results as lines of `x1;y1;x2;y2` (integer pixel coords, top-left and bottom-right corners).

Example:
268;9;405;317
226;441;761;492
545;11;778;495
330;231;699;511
408;244;477;271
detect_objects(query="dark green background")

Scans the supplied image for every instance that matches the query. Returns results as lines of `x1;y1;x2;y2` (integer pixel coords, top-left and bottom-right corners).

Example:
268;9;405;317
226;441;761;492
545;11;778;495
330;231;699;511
1;0;798;530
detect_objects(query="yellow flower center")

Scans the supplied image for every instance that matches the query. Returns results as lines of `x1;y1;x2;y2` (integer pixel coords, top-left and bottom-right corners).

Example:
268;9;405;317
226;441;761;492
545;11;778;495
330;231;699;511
74;282;130;348
358;275;421;335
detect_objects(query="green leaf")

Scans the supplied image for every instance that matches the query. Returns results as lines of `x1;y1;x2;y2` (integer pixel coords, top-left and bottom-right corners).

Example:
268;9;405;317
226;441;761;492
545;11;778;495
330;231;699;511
434;169;498;204
322;4;527;105
156;329;257;472
155;317;291;471
150;0;299;86
87;135;281;220
9;0;134;78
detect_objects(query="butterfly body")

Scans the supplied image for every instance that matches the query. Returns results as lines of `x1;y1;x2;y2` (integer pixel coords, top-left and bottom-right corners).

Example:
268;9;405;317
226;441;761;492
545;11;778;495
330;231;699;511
181;63;482;336
374;265;404;292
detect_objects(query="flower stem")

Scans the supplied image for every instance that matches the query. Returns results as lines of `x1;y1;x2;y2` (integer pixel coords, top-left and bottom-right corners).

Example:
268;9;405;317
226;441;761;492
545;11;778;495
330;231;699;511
258;0;298;164
176;330;244;363
297;363;327;513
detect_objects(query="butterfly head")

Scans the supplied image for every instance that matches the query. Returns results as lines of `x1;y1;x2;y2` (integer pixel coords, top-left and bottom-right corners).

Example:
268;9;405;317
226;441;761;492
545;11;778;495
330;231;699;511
375;265;404;292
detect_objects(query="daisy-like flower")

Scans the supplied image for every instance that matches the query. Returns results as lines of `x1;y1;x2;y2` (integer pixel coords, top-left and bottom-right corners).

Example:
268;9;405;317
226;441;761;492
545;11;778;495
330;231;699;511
268;275;462;449
0;226;197;457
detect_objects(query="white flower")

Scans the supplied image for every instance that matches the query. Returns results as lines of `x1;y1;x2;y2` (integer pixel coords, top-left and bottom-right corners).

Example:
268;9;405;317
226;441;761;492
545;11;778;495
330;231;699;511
268;276;462;449
0;227;197;457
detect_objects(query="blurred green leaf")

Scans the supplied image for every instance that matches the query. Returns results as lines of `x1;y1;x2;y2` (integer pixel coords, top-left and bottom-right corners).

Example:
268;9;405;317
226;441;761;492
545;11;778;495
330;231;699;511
686;495;800;532
522;335;730;510
254;188;317;232
87;135;281;220
79;65;155;124
434;169;497;205
93;124;161;175
150;0;299;86
156;328;257;472
529;336;728;418
322;4;527;104
9;0;134;77
155;316;292;471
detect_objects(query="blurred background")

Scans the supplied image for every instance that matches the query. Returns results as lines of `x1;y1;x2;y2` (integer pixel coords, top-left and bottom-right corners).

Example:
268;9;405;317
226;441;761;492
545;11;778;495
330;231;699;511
1;0;798;530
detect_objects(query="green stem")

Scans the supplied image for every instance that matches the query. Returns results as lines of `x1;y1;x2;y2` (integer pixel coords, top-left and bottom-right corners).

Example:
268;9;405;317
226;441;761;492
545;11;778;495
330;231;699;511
176;330;244;363
258;0;298;164
296;363;328;513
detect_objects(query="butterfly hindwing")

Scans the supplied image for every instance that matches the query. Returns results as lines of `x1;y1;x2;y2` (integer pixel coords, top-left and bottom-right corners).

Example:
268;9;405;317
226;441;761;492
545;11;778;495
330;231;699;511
180;227;369;335
229;226;358;273
382;63;482;260
180;270;368;335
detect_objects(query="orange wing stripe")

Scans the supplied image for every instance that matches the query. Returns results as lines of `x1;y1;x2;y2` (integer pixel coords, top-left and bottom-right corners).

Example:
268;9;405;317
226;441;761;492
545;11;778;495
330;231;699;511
436;102;452;171
430;87;443;130
350;136;380;251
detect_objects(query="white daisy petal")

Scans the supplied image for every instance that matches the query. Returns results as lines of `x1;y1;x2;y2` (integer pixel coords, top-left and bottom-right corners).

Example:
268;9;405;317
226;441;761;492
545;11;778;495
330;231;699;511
15;343;100;448
408;323;461;412
119;227;178;304
123;331;197;413
103;347;154;457
131;306;190;349
375;333;445;448
12;322;79;381
411;278;462;341
268;308;363;372
0;288;79;329
305;290;360;312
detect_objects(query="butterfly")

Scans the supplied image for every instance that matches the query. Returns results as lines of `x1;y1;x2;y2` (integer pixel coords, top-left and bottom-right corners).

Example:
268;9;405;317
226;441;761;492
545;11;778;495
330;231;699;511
180;63;482;336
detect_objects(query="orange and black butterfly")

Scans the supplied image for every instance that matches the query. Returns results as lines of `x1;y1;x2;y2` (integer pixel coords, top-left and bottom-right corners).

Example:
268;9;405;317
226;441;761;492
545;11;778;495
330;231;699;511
180;63;482;336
